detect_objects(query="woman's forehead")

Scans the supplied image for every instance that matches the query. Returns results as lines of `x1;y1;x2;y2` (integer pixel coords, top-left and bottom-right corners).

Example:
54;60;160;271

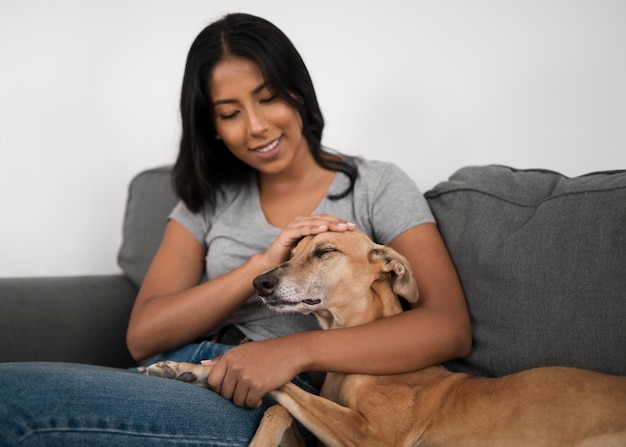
209;57;266;101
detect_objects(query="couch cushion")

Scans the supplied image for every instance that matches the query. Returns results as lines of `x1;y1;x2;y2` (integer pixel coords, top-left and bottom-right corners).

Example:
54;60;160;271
425;165;626;377
118;166;178;288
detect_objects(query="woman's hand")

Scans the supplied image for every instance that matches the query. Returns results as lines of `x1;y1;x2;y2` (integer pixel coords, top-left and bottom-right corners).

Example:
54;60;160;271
202;337;308;408
260;214;355;271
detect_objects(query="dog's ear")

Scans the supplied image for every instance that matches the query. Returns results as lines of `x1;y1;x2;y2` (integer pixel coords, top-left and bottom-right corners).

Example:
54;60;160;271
369;247;419;303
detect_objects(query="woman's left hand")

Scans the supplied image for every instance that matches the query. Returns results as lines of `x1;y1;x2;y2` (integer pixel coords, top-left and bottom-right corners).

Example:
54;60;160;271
202;337;306;408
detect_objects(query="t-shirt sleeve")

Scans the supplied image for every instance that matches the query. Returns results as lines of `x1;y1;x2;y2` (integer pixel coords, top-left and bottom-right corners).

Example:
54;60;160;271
168;200;210;247
366;162;435;245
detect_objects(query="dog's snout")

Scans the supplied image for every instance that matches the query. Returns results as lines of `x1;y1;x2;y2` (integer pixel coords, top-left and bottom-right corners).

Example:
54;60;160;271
253;272;279;297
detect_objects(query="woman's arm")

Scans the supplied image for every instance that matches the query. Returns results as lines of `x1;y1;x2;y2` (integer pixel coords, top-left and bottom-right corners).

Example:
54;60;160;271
205;223;472;408
126;216;357;361
126;220;261;361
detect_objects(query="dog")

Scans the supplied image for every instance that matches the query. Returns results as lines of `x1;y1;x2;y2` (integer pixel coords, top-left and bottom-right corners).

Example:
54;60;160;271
140;230;626;446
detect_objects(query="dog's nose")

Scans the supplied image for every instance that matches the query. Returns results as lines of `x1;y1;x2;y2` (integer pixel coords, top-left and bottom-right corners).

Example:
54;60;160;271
253;272;279;297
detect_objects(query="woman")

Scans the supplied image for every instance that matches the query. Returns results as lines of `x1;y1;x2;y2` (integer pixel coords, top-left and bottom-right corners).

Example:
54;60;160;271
0;13;470;446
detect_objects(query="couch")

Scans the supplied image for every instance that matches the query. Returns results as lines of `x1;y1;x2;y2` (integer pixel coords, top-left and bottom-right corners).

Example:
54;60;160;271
1;165;624;378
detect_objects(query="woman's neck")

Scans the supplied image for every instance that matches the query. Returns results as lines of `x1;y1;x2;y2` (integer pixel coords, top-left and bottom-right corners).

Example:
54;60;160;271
257;150;337;228
258;147;322;194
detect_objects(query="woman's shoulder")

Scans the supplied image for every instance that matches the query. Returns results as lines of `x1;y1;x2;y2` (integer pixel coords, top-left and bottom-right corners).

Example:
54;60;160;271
353;156;404;174
353;157;414;187
339;156;434;245
169;177;255;241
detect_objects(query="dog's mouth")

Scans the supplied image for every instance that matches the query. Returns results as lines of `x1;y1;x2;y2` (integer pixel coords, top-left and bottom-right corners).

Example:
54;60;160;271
263;298;322;308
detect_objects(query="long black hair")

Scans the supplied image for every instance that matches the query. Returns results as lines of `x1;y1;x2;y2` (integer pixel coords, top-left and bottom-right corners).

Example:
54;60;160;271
172;12;358;212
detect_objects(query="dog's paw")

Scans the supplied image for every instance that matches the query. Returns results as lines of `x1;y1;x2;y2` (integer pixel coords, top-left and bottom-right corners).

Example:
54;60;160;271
138;361;179;379
138;361;211;388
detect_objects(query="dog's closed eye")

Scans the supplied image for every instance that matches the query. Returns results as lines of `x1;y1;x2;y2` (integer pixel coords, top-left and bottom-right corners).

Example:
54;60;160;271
311;244;340;259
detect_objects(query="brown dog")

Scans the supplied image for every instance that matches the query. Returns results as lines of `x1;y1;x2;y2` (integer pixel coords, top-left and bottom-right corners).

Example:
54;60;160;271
141;231;626;446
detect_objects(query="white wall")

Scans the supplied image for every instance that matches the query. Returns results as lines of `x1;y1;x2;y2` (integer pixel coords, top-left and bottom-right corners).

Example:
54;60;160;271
1;0;625;276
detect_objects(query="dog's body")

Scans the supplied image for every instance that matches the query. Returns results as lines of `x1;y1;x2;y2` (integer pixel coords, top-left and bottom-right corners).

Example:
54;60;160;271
141;231;626;446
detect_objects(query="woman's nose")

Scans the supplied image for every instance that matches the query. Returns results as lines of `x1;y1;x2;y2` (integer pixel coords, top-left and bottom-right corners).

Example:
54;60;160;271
247;107;269;135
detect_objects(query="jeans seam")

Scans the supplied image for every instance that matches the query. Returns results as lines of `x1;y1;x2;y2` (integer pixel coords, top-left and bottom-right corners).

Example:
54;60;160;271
19;427;250;445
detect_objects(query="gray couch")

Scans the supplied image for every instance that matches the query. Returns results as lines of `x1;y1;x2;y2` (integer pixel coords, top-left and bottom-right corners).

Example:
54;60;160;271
1;165;625;378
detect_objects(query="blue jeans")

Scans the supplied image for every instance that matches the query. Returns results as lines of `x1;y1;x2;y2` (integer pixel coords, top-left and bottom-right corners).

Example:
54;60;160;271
0;342;320;446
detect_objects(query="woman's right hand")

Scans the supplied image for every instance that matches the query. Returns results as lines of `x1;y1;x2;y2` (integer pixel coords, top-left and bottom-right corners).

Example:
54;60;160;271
259;214;355;271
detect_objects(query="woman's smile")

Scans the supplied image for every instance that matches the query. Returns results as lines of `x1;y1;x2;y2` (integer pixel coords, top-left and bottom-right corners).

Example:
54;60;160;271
250;136;281;158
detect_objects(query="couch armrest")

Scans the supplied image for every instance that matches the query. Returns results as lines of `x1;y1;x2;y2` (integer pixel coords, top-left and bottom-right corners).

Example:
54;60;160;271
0;275;138;368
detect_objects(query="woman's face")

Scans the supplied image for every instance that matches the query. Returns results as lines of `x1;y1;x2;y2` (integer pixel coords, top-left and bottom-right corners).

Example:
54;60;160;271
209;57;308;176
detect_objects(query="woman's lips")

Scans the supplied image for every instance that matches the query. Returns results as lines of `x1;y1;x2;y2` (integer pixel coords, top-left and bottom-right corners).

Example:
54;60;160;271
250;137;281;157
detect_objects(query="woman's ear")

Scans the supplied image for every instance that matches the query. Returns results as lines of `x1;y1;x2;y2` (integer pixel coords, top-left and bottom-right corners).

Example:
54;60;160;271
369;247;419;303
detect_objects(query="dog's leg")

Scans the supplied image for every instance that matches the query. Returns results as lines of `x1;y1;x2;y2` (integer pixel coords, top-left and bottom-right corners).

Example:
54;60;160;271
249;404;306;447
138;361;212;388
268;383;375;447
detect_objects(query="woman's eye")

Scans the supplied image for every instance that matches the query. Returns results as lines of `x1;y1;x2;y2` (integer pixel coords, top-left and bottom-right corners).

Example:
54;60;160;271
219;111;239;120
260;94;277;104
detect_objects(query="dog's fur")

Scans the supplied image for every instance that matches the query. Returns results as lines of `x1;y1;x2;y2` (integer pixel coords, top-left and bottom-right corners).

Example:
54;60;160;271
140;231;626;447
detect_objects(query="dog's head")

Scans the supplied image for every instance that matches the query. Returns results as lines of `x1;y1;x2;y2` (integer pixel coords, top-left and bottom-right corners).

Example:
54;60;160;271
253;231;419;329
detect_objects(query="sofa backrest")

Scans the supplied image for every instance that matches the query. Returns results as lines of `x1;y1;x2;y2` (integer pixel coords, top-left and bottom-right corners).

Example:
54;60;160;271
118;166;178;288
118;164;626;378
425;165;626;377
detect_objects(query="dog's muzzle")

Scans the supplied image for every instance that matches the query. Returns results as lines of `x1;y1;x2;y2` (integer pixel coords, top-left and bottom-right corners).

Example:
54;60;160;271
253;271;321;308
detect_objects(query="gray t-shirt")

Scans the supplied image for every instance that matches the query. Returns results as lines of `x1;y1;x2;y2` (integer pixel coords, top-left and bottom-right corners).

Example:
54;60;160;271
169;158;435;341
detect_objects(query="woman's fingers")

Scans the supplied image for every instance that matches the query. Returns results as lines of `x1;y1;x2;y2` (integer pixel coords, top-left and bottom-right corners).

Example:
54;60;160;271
262;215;355;267
205;341;299;408
288;214;355;233
205;353;257;407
